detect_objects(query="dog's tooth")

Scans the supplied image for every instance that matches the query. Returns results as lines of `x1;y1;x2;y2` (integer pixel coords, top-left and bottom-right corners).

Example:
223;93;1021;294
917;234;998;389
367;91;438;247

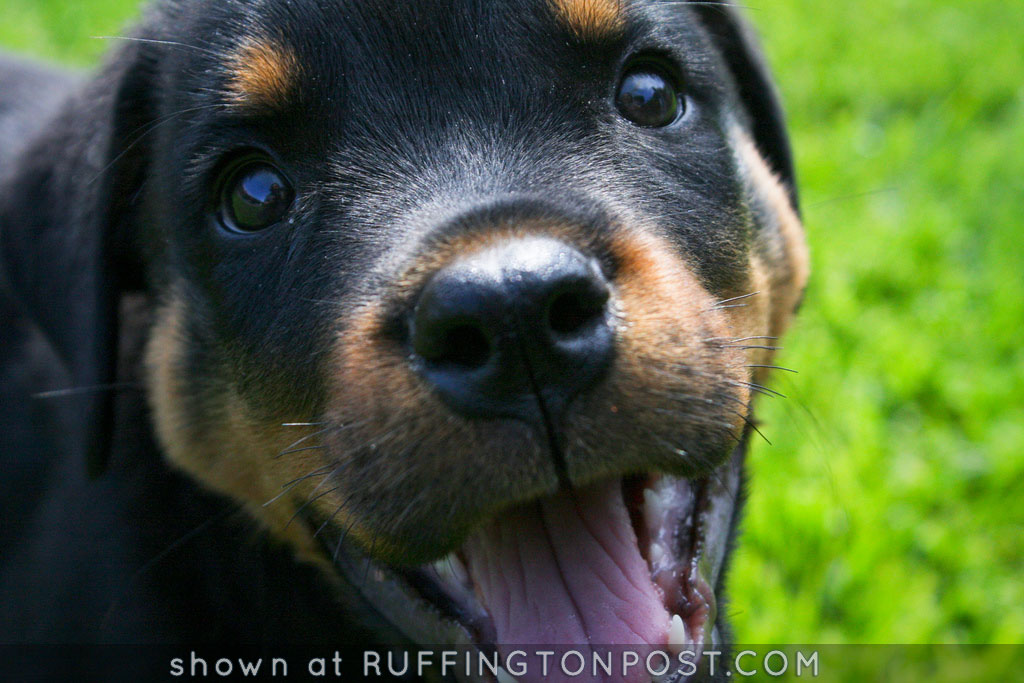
643;488;664;527
668;614;689;654
649;542;666;566
431;553;469;587
448;553;470;584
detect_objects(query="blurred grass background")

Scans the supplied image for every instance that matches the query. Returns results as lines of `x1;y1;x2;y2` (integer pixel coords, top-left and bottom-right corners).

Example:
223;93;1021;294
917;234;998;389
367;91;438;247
1;0;1021;647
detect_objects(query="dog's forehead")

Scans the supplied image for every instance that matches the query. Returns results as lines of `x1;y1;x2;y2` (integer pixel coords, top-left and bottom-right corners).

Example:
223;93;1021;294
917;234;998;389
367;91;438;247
227;0;638;44
186;0;705;113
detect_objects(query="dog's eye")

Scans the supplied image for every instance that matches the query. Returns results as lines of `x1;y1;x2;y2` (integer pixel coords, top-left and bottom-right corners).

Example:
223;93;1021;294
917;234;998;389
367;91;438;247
616;62;683;128
218;160;294;233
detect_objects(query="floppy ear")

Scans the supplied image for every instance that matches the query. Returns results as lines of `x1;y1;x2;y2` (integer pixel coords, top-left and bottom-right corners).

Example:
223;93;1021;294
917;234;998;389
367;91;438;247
688;1;800;212
0;40;156;477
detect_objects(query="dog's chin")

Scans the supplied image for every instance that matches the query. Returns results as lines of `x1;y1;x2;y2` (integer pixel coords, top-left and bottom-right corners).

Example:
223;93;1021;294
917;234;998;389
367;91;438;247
313;447;744;683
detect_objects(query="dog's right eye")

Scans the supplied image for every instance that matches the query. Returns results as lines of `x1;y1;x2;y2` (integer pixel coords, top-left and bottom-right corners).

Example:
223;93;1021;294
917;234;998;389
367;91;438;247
616;60;684;128
217;159;295;233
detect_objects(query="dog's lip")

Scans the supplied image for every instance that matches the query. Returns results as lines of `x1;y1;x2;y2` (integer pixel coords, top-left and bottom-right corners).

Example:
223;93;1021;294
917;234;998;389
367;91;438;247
320;448;744;682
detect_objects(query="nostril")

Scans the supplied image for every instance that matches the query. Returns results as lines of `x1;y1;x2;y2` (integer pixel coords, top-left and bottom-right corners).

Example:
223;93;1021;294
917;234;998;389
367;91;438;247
547;287;609;337
439;324;492;369
419;322;492;370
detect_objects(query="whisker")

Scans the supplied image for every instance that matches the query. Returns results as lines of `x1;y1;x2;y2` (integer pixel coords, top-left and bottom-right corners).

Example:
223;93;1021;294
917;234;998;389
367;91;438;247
332;509;364;563
735;381;788;400
727;408;771;446
33;382;142;399
93;35;222;58
286;485;342;530
273;427;332;460
704;336;779;348
747;365;799;374
363;536;378;585
714;391;755;410
276;444;326;457
262;465;334;507
317;495;356;542
741;378;786;401
710;291;761;308
719;344;783;352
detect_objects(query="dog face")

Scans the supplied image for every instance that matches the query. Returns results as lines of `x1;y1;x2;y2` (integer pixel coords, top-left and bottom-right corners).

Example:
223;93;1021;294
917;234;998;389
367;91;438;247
2;0;807;673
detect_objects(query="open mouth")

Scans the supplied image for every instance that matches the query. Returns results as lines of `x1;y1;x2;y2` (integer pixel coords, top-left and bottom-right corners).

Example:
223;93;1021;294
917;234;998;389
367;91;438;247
321;446;744;683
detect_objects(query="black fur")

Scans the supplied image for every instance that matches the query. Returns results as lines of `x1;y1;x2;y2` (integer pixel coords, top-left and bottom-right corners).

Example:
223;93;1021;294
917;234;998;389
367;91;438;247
0;1;795;674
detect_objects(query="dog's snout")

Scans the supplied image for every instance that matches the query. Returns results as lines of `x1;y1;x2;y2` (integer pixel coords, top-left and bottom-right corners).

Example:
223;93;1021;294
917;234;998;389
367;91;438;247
411;237;614;425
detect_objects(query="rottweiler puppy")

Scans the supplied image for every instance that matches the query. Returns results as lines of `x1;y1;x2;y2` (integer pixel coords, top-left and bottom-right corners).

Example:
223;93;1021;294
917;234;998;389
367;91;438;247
0;0;808;679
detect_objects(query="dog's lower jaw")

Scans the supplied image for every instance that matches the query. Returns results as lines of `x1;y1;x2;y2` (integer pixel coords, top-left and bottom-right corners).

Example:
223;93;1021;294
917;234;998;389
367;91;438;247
314;441;747;683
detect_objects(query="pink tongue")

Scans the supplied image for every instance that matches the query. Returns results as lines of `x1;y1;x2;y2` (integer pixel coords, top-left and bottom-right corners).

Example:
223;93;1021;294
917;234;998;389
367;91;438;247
463;480;669;672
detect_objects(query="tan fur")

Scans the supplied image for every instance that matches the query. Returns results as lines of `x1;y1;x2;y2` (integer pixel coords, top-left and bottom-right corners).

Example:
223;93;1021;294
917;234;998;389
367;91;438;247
735;130;810;339
145;292;328;567
731;129;810;385
226;39;299;108
551;0;625;39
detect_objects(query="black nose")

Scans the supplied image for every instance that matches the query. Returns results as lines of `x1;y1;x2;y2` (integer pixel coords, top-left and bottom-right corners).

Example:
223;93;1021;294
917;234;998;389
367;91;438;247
411;237;614;425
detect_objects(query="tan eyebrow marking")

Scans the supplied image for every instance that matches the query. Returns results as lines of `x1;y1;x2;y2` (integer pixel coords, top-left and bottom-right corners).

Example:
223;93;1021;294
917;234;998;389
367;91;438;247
226;38;299;108
551;0;626;39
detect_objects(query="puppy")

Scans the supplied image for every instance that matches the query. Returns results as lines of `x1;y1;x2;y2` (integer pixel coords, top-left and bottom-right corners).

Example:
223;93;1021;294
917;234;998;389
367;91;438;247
0;0;807;680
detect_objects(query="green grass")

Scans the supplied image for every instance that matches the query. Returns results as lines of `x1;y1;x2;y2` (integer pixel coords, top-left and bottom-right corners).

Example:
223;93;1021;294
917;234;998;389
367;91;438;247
2;0;1021;648
0;0;139;65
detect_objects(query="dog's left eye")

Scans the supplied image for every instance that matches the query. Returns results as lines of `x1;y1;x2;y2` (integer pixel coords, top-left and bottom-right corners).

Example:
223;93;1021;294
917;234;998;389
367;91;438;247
217;160;295;233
